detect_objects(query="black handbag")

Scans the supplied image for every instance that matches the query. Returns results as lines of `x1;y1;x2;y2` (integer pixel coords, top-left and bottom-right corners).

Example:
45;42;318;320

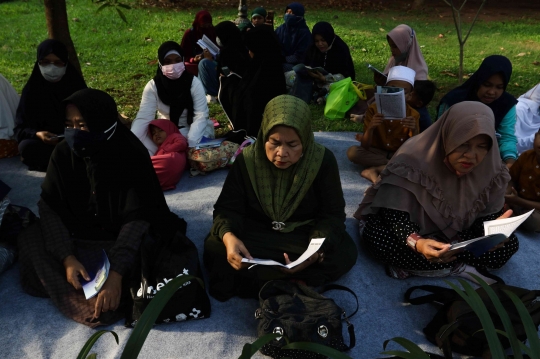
125;230;211;327
255;280;358;359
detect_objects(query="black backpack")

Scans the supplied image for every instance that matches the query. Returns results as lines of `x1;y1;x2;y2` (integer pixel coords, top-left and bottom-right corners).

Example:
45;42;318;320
405;284;540;358
256;280;358;359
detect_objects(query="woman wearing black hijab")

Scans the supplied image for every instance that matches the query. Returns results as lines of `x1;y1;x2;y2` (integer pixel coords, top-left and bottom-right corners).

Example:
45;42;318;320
291;21;356;103
132;41;213;155
14;39;87;171
18;89;188;327
219;25;286;140
214;21;250;77
437;55;518;167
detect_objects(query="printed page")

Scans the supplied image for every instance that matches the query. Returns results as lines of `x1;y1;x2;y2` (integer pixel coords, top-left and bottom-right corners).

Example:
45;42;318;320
375;86;406;119
196;136;225;149
242;238;325;269
81;250;110;300
197;35;220;57
483;209;534;237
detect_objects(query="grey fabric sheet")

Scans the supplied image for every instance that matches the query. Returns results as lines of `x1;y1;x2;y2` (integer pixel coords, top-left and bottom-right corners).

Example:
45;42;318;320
0;132;538;359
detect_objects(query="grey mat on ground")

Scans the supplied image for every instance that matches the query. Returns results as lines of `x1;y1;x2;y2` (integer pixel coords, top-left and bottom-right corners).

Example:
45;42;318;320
0;132;538;359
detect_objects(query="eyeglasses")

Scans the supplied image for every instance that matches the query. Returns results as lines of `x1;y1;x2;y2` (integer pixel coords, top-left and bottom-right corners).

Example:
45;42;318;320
38;60;66;67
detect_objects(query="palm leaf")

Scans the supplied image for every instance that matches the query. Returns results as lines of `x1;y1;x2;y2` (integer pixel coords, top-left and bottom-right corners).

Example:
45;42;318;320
503;289;540;359
237;334;285;359
96;3;110;13
76;330;118;359
381;337;431;359
115;7;128;24
446;279;506;359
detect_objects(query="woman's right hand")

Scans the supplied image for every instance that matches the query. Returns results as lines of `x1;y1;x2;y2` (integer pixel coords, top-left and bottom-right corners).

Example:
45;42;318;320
222;232;253;270
63;255;90;290
36;131;60;145
416;239;457;264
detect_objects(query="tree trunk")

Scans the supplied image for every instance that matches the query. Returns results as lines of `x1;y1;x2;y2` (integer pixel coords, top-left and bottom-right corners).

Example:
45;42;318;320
413;0;426;9
44;0;83;77
459;42;464;84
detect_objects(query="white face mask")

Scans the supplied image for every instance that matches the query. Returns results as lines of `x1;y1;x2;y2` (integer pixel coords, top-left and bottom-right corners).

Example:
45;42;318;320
160;61;185;80
216;37;223;47
39;64;67;82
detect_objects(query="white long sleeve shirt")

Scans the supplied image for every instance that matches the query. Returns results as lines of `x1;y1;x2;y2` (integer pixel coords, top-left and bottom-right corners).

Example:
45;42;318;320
131;76;214;155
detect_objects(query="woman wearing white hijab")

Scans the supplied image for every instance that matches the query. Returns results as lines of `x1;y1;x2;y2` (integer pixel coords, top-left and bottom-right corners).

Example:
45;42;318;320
516;83;540;154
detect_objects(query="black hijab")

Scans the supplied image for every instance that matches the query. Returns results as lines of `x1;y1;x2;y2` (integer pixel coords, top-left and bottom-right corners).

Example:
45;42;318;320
14;39;87;141
437;55;517;128
41;89;185;242
232;26;286;137
307;22;356;80
153;41;195;126
215;21;250;76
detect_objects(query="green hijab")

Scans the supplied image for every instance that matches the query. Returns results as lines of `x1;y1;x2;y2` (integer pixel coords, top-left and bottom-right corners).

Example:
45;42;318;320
243;95;325;231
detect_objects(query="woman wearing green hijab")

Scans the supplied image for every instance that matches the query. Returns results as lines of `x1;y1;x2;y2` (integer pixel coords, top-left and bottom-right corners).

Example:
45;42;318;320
204;95;357;301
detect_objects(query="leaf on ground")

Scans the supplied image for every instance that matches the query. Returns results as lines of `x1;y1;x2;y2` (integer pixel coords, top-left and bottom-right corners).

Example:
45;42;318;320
132;74;144;79
514;83;520;87
379;28;385;32
440;70;457;77
532;61;540;66
500;47;505;51
85;62;91;66
147;59;158;65
72;18;80;22
362;48;367;52
516;52;526;57
392;17;397;20
145;37;153;42
438;34;444;38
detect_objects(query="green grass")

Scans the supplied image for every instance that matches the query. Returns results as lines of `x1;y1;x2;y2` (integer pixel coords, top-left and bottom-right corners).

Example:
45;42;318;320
2;0;540;132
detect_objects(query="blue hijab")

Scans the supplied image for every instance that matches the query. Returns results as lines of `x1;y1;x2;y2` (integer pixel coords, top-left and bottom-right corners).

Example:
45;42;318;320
275;2;312;60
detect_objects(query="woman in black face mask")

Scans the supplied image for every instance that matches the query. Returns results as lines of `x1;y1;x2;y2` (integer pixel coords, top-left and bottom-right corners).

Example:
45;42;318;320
14;39;87;171
17;88;188;327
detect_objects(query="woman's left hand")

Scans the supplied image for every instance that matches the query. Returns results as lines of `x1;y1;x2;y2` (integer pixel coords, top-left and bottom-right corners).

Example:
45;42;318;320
307;70;325;83
279;252;322;275
93;270;122;319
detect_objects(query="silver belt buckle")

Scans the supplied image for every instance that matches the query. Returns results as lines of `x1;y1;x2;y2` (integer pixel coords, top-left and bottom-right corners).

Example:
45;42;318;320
272;221;285;231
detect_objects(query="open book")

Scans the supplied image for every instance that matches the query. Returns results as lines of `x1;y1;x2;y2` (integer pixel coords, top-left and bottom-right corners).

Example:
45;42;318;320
449;209;534;256
366;63;387;78
196;35;220;57
375;86;406;119
79;249;110;300
242;238;325;269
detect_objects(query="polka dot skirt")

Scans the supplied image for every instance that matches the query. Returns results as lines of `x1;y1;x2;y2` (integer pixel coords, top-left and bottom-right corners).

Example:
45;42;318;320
363;208;519;271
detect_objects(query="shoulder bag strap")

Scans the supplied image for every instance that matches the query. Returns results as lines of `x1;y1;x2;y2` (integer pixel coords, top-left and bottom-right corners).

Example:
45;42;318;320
319;284;359;350
404;285;458;306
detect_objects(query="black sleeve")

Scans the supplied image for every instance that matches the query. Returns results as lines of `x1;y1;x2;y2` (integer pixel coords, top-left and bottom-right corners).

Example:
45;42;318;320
380;208;421;244
38;198;74;263
458;209;505;241
108;220;149;277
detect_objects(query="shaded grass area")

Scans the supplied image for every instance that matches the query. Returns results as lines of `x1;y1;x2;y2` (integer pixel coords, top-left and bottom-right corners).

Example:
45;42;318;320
1;0;540;133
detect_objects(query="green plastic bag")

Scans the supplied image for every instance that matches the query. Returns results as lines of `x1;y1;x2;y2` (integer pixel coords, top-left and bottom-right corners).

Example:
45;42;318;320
324;77;359;120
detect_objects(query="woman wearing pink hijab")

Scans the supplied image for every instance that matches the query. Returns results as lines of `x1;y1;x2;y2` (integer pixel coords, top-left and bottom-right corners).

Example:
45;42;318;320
148;119;188;190
375;24;428;86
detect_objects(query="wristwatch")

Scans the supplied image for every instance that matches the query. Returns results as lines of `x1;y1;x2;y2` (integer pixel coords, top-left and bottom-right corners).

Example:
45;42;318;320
406;232;423;252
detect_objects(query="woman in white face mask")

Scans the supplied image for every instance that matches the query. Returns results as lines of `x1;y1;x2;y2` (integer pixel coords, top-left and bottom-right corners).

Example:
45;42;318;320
131;41;214;155
14;39;87;171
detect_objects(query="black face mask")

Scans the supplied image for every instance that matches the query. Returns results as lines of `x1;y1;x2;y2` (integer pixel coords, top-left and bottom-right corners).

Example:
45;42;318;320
64;122;117;157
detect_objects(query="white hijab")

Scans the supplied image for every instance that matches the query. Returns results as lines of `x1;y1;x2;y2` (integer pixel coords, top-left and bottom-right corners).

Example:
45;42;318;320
516;83;540;154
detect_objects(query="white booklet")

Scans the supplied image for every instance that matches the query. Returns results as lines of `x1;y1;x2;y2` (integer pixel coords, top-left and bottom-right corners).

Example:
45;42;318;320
80;250;110;300
449;210;534;256
242;238;325;269
196;35;220;57
375;86;406;119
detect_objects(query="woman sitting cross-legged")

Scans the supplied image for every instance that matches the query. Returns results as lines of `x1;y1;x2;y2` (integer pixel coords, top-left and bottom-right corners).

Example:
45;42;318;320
356;101;519;285
17;89;188;327
14;39;87;171
131;41;214;155
204;95;358;301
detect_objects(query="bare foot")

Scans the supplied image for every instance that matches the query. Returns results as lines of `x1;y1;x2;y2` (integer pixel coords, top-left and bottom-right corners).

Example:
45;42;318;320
350;114;364;123
361;167;380;183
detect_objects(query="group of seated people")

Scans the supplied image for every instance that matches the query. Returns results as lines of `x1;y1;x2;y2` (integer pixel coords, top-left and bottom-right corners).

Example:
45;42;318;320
0;2;538;332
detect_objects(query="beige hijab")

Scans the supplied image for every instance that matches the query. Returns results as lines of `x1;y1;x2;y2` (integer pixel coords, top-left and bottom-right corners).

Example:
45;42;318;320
359;101;510;239
383;24;428;81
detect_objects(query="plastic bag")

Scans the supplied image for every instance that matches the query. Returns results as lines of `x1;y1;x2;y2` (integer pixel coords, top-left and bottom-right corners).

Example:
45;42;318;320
324;77;359;120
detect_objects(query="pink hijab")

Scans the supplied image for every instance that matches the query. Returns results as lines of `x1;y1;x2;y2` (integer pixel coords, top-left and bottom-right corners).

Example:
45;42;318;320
383;24;428;81
359;101;510;239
